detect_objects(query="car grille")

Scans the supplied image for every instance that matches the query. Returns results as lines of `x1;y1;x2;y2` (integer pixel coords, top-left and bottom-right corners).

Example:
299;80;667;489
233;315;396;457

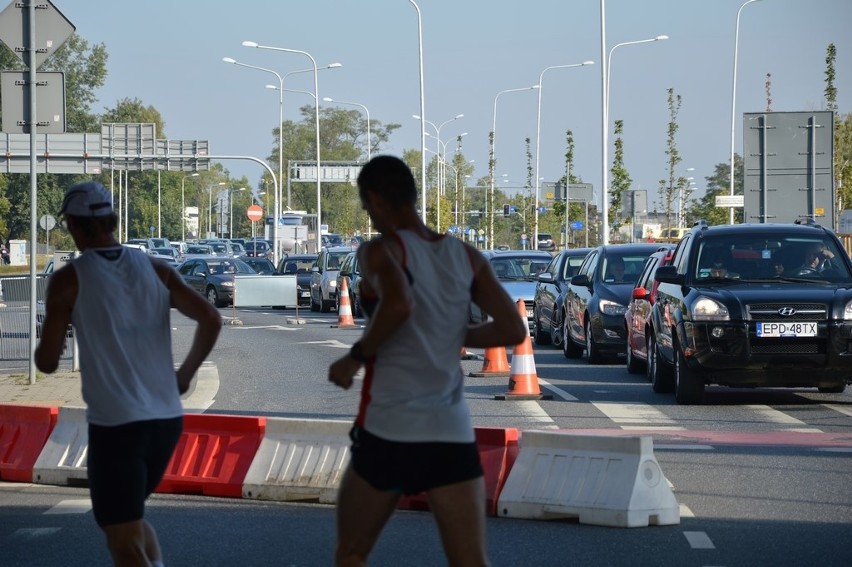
749;338;822;355
746;303;827;321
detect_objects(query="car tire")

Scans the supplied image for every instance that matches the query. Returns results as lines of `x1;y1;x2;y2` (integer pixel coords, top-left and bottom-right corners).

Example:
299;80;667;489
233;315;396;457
310;293;320;312
562;317;583;359
550;310;564;349
585;319;602;364
626;335;644;374
321;298;333;313
648;333;674;393
674;341;705;405
533;309;551;346
206;286;221;308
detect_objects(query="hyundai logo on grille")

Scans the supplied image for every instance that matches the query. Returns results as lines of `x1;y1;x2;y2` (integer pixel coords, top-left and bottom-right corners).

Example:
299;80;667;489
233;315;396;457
778;307;797;316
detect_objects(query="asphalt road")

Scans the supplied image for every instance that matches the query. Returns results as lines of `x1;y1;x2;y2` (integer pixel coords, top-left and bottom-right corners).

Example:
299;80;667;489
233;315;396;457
2;305;852;566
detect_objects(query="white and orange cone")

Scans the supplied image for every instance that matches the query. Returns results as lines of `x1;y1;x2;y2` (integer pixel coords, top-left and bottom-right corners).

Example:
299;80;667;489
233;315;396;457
468;346;511;377
331;276;358;328
495;299;552;400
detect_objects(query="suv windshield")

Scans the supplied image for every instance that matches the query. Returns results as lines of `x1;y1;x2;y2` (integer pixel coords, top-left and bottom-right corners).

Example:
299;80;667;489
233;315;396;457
694;234;851;282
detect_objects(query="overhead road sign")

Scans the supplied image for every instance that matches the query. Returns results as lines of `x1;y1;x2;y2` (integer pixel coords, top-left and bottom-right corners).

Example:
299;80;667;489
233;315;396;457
715;195;744;208
1;71;65;133
290;161;362;183
0;0;75;69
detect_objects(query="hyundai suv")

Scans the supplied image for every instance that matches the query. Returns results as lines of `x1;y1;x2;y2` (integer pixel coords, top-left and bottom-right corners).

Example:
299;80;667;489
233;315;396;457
648;220;852;404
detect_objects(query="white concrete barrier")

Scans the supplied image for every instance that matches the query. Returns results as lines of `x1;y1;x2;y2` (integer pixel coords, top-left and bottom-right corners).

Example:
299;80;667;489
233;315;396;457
497;431;680;527
242;418;351;504
32;406;89;487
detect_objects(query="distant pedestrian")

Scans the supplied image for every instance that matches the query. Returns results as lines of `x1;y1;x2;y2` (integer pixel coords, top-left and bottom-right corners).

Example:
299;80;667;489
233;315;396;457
35;180;222;567
328;156;526;566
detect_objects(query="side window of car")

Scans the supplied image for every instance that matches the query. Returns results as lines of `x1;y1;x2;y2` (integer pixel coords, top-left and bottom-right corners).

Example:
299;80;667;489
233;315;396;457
636;256;656;289
316;252;325;273
671;235;693;274
584;251;600;279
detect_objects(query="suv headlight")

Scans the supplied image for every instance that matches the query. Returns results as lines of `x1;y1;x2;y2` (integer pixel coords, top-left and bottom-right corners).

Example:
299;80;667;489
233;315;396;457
692;296;729;321
844;300;852;320
599;298;627;316
328;280;337;288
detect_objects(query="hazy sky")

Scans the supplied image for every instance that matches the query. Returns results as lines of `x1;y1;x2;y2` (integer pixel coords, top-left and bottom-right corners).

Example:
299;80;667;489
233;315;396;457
56;0;852;214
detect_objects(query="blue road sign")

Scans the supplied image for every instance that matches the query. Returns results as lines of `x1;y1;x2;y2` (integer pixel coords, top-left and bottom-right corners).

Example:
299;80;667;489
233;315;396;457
570;220;584;230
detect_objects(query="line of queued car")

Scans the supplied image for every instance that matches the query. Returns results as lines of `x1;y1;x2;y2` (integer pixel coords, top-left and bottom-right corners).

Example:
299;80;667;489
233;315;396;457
531;220;852;404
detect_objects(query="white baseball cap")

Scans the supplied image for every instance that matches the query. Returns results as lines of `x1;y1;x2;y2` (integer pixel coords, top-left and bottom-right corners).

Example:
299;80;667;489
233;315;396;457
60;181;113;217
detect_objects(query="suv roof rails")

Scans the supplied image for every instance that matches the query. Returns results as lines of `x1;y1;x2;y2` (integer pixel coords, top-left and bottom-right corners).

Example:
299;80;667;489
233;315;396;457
692;219;709;229
794;217;820;226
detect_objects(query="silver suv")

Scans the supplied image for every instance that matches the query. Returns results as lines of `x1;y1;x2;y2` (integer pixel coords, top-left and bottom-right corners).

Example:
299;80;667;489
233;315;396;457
310;246;355;312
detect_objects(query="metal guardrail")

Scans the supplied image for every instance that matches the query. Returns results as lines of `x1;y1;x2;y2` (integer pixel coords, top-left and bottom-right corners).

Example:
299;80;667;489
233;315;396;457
0;303;74;361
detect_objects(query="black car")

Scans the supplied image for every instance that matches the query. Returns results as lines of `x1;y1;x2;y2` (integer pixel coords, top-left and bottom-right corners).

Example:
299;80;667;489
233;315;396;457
533;247;592;347
563;243;662;363
648;220;852;404
276;253;318;307
241;257;276;275
244;240;273;259
177;256;255;307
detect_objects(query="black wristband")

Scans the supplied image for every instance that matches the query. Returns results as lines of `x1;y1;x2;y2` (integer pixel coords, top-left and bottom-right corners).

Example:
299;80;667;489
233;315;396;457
349;341;373;363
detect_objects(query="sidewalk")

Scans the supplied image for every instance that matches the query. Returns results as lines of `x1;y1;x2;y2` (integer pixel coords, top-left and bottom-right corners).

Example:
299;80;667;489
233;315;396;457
0;370;85;407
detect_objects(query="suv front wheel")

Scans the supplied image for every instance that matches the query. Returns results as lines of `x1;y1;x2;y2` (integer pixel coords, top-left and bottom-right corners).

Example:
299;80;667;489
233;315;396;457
674;341;705;404
648;333;674;393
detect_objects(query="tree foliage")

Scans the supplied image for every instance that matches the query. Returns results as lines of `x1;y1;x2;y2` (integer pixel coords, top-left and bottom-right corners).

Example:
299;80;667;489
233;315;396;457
657;88;689;231
686;155;744;225
610;119;631;236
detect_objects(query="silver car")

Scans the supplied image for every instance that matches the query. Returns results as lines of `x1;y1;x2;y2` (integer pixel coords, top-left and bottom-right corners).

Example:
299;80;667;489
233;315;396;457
310;246;355;312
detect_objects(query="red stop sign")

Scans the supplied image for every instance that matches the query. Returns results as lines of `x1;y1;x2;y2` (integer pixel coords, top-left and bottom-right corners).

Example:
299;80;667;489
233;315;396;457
246;205;263;221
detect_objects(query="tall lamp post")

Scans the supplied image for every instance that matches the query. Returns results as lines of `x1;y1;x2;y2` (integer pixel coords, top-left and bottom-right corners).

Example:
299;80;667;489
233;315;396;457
407;0;427;223
208;182;226;238
490;85;539;250
229;187;246;238
243;41;324;253
181;172;199;242
324;97;371;162
730;0;763;224
534;60;594;251
601;33;668;246
415;113;463;200
223;57;341;262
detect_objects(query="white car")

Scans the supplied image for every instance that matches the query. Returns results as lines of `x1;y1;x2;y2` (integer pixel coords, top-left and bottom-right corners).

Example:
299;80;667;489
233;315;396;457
310;246;355;312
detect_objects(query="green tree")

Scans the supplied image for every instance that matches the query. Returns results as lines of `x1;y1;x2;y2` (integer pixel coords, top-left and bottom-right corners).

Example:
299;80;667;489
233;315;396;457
610;119;632;238
657;88;688;231
825;43;852;225
686;155;744;225
101;98;166;136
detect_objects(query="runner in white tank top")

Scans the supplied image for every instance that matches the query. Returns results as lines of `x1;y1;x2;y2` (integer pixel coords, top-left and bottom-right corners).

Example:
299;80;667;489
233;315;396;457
329;156;526;567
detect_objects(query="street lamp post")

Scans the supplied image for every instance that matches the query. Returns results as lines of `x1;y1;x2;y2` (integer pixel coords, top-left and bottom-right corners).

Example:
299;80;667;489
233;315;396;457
534;60;594;251
242;41;324;254
324;97;371;162
223;56;341;262
407;0;427;223
490;85;539;250
229;187;246;238
601;33;669;246
208;182;226;239
730;0;763;224
181;172;199;242
415;113;463;201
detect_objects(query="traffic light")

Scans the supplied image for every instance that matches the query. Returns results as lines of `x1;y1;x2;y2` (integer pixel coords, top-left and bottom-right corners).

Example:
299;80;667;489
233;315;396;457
503;204;510;217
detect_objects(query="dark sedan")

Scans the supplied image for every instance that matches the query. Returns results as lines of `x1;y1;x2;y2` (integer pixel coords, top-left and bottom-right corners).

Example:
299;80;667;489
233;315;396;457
242;257;276;275
276;253;318;307
177;256;255;307
533;247;592;347
563;243;661;363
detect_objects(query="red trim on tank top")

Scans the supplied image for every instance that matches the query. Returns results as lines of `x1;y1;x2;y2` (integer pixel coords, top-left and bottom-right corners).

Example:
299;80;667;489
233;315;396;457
354;360;375;427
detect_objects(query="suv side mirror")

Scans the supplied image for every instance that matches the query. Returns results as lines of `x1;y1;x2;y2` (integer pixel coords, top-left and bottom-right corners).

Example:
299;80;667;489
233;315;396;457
654;265;683;285
570;274;591;287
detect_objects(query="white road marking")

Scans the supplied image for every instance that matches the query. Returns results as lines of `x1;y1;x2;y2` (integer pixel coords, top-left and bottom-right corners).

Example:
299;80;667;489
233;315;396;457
744;405;822;432
823;404;852;418
516;400;559;429
655;444;714;451
44;499;91;514
182;362;219;413
592;402;680;427
816;447;852;453
231;325;301;331
683;531;715;549
12;527;62;539
292;339;352;349
538;378;578;401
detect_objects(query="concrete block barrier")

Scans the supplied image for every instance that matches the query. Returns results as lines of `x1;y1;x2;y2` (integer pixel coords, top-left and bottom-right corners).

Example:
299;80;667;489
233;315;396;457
32;406;89;487
497;431;680;527
156;413;266;498
0;404;58;482
397;427;520;516
243;418;351;504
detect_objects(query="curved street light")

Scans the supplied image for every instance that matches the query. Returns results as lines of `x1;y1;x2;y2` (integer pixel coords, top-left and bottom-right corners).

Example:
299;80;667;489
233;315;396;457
324;97;371;162
408;0;427;223
416;113;463;200
534;60;594;251
730;0;764;224
601;33;668;245
490;85;539;249
242;40;324;254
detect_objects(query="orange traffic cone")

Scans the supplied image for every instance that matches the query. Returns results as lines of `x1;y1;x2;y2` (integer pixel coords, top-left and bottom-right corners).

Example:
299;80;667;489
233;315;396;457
468;346;511;377
331;276;358;328
495;299;553;400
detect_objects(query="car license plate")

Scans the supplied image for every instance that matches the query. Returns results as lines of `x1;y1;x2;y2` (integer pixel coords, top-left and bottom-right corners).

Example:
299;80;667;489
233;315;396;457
526;309;534;318
756;322;817;337
301;291;311;297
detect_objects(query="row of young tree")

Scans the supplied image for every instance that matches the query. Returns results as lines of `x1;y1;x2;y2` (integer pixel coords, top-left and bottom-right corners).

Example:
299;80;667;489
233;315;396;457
0;35;849;253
